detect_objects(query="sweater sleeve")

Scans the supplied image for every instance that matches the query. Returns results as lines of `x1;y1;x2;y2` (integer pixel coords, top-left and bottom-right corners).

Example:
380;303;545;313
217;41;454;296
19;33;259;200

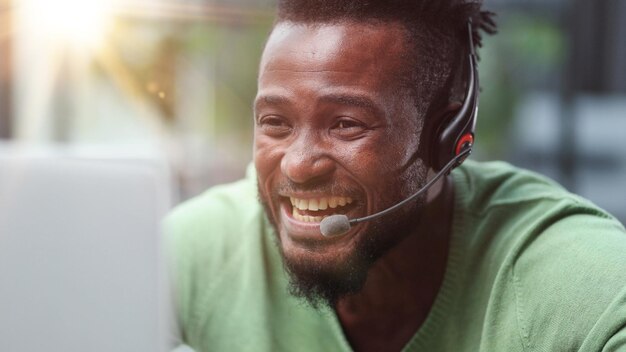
579;285;626;352
602;327;626;352
512;206;626;351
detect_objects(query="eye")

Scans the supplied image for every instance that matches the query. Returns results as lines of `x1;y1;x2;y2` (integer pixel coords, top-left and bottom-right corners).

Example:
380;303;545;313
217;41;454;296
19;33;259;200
257;115;292;137
336;120;359;129
331;118;367;139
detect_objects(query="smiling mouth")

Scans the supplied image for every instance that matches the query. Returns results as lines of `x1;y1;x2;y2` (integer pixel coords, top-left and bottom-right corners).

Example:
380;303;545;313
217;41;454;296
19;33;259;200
289;196;354;223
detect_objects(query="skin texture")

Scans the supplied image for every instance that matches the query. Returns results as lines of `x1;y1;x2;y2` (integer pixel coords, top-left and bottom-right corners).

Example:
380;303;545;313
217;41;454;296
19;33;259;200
254;21;455;351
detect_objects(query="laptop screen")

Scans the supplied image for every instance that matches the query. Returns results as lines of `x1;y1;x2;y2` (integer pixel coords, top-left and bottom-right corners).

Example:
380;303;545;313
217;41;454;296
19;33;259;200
0;145;174;352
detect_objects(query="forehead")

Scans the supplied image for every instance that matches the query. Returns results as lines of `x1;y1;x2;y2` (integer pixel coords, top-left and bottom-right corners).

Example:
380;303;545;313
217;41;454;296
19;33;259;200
258;21;409;90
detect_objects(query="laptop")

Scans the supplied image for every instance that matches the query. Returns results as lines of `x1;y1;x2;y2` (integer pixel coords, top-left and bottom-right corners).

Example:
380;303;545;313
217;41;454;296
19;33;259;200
0;144;174;352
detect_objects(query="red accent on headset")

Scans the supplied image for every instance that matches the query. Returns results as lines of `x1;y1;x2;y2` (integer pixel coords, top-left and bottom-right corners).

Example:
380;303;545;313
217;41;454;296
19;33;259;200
455;133;474;155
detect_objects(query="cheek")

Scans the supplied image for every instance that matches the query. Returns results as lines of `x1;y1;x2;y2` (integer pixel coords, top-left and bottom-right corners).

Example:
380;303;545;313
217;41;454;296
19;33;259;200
254;137;286;226
254;135;284;180
384;121;422;172
345;131;423;204
344;132;417;178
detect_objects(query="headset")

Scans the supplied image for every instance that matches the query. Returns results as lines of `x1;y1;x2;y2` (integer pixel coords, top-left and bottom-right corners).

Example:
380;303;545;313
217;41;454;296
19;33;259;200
431;20;479;171
320;20;480;237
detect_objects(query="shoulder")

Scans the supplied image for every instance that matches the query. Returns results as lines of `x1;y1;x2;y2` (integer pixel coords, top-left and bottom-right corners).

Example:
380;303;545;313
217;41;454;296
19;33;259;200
164;161;268;267
454;159;576;211
454;160;626;259
452;160;621;251
163;166;269;336
165;169;260;238
454;160;626;350
164;170;262;261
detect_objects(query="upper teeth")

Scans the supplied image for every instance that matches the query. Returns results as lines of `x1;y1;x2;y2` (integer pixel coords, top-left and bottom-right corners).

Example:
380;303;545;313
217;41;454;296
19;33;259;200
289;196;353;211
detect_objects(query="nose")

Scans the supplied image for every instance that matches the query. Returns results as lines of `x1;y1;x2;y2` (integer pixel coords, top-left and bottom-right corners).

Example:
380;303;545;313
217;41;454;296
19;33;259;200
280;133;336;184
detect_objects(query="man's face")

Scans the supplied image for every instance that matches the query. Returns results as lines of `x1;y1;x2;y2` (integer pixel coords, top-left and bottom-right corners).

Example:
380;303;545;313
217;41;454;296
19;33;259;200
254;21;428;306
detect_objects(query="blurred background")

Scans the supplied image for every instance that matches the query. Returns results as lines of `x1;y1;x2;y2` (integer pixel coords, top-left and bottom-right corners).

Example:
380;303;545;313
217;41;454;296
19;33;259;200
0;0;624;222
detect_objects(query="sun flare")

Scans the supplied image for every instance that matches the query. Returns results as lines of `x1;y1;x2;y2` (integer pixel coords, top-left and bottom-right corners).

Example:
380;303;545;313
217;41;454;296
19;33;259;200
20;0;116;48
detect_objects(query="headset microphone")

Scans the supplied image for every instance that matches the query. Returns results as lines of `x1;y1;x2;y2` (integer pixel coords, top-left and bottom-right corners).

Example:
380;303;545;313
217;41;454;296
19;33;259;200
320;21;479;238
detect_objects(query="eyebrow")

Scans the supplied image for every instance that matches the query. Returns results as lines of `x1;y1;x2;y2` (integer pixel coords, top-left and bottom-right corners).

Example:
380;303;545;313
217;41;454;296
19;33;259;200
319;94;380;114
254;93;382;116
258;95;290;106
253;95;290;114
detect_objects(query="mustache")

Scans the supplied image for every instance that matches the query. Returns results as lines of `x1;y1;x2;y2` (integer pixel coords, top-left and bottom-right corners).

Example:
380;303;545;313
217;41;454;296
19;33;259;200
273;179;361;199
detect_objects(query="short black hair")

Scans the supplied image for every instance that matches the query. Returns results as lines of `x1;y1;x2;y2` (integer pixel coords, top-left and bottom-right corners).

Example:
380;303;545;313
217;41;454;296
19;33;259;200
275;0;496;125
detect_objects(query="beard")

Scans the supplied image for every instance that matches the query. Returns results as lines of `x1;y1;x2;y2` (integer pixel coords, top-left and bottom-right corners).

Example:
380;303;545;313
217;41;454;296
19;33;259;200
257;167;426;310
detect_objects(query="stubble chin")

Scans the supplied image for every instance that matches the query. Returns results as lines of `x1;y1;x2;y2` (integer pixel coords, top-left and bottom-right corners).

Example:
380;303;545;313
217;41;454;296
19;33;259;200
257;182;367;308
280;241;371;309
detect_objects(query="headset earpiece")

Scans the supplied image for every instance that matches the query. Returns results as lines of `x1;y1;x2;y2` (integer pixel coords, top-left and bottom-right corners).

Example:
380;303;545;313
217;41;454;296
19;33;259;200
431;21;479;172
455;133;474;156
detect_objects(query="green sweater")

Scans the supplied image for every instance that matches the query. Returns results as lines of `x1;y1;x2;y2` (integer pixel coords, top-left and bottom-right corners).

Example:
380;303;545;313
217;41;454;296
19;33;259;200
165;161;626;351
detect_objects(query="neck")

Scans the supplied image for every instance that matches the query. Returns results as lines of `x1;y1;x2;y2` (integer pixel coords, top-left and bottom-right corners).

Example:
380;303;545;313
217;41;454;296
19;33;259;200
334;174;454;351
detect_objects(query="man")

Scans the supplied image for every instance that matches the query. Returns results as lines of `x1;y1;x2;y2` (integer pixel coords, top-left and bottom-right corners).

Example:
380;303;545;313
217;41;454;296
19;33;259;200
165;0;626;351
